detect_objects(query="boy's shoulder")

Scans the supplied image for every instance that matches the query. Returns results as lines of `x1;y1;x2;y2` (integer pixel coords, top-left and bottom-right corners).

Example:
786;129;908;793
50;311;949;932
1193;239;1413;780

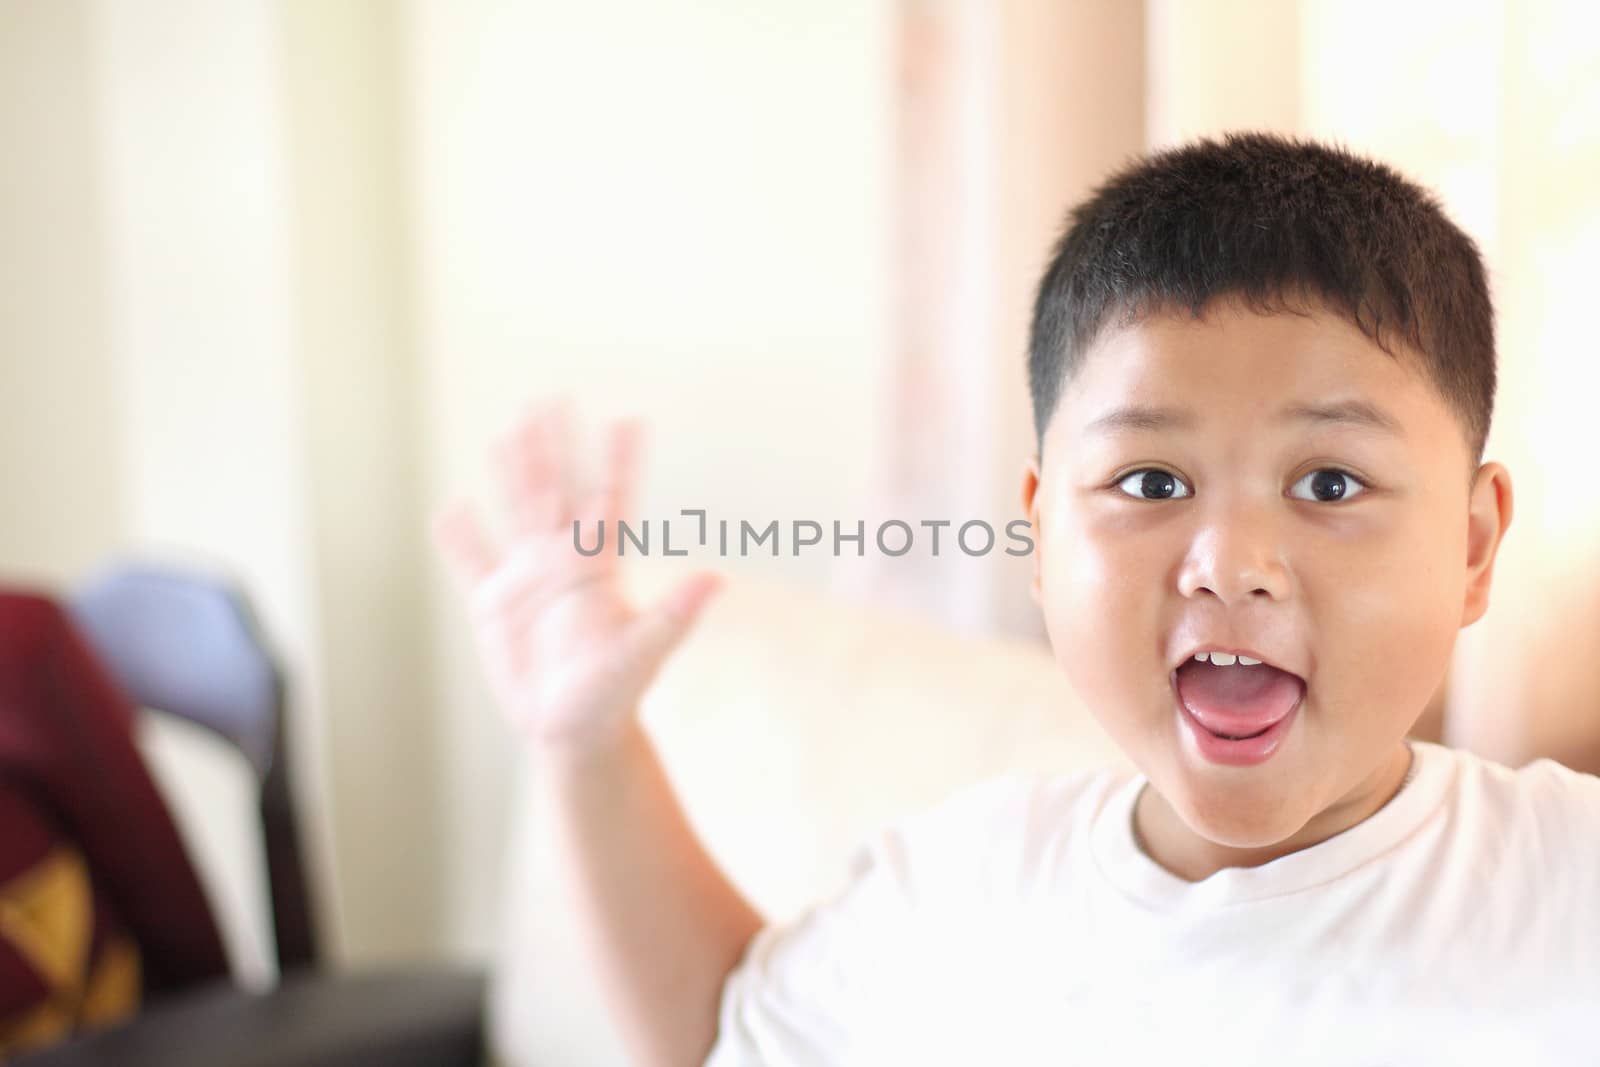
844;764;1133;906
1432;740;1600;829
1415;742;1600;930
864;745;1600;897
1415;742;1600;899
902;764;1132;847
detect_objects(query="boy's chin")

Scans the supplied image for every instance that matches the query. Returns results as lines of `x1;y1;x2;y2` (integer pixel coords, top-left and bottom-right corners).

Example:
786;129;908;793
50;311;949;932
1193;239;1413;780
1182;805;1310;851
1160;774;1320;852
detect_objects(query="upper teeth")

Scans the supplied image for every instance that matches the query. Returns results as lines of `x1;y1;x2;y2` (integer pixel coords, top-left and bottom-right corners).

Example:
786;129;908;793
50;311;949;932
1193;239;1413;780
1195;652;1261;666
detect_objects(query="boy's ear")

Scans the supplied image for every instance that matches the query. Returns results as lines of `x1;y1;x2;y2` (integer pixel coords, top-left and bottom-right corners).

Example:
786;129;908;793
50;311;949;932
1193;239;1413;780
1021;455;1043;604
1461;461;1514;627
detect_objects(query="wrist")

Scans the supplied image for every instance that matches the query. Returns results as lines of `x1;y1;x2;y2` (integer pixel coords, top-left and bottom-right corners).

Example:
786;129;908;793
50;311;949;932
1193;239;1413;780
528;714;649;784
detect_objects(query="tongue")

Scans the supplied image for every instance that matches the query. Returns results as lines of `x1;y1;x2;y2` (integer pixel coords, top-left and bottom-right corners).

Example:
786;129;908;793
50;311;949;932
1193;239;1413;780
1176;660;1303;738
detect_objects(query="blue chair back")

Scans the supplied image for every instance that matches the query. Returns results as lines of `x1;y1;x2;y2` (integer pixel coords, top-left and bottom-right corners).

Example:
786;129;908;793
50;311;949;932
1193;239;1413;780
69;561;318;974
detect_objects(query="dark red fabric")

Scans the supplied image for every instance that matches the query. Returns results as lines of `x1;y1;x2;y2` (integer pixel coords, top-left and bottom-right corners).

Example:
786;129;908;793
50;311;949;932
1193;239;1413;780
0;591;229;996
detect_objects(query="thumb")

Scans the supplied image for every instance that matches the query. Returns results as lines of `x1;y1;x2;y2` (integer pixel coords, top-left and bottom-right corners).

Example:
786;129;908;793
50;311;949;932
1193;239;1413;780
620;571;725;674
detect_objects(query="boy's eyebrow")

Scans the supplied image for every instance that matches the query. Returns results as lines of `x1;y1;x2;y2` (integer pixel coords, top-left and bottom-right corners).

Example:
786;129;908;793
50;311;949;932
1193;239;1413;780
1084;404;1195;434
1280;400;1404;436
1085;400;1404;436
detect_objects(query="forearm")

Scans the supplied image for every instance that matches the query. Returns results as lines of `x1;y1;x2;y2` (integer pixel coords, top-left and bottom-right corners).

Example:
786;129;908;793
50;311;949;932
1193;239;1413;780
534;718;764;1067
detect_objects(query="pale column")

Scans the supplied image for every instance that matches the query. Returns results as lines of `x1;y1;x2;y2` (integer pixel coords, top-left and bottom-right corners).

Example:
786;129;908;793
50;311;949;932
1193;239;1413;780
851;0;1144;640
277;0;444;963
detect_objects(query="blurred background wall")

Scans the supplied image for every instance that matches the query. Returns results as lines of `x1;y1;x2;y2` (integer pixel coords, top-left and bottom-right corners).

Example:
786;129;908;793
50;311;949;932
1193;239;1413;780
1;0;1595;972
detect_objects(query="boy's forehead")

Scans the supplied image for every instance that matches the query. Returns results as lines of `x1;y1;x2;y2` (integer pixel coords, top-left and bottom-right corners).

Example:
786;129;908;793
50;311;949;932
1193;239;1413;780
1044;299;1464;461
1061;300;1426;416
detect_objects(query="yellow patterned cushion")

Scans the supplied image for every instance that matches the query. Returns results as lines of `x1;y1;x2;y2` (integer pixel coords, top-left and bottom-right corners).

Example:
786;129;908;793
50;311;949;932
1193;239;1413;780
0;845;141;1060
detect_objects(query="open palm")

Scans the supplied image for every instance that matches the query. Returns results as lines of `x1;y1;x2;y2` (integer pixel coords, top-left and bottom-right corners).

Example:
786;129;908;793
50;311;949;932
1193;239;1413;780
431;399;721;757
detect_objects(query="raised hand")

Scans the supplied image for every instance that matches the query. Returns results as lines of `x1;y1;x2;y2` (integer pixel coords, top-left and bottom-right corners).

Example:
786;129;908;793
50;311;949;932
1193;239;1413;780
430;398;723;761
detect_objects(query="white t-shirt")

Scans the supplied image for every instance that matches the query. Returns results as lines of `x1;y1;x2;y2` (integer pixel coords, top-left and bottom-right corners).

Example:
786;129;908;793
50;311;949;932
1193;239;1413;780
704;741;1600;1066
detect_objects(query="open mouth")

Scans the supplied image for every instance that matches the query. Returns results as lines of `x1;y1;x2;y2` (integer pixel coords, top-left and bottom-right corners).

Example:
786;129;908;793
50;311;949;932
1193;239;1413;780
1212;724;1272;741
1173;652;1305;765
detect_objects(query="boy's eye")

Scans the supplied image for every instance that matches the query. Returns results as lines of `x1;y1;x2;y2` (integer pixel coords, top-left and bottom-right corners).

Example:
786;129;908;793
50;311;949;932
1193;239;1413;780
1116;469;1192;501
1288;468;1368;503
1113;468;1368;503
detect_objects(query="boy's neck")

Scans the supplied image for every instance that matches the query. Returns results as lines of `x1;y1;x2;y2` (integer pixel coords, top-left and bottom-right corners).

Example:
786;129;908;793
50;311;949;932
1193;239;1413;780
1131;742;1416;883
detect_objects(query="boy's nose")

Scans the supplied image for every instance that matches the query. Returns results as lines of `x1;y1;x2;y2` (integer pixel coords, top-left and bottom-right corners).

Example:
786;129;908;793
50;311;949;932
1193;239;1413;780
1176;506;1291;605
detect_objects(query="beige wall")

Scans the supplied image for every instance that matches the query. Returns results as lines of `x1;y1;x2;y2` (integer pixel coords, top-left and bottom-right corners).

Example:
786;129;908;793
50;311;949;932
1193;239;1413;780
0;0;120;583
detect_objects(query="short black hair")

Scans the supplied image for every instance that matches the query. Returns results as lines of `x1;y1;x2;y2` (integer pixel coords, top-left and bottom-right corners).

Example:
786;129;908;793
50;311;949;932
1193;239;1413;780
1027;130;1496;462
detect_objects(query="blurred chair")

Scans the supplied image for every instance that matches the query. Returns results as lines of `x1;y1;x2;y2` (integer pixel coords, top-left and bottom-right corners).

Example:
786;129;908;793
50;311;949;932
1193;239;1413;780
69;562;317;977
16;561;484;1067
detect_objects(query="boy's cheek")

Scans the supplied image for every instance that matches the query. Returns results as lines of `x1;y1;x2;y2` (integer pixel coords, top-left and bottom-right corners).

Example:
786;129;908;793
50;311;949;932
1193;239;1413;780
1039;548;1160;689
1325;582;1458;709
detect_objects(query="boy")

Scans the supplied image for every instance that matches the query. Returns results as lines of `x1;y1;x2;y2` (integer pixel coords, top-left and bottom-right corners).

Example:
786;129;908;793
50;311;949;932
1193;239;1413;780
433;132;1600;1065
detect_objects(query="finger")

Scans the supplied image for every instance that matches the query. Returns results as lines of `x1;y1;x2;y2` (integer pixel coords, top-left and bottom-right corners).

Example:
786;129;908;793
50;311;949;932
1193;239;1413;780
431;500;501;591
493;399;573;538
619;571;724;673
486;409;537;543
532;398;576;529
492;404;547;538
602;417;644;523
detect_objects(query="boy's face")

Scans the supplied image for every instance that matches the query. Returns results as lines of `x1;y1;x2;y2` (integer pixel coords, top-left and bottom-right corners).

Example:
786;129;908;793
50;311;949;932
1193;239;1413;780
1021;296;1512;869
